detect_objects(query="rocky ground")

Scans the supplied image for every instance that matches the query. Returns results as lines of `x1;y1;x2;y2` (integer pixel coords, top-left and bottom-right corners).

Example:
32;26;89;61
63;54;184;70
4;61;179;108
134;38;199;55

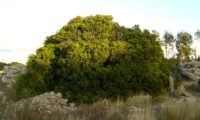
1;92;75;120
0;62;200;120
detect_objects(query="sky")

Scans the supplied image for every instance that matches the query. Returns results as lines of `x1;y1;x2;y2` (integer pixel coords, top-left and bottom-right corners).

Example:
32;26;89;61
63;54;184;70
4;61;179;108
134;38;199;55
0;0;200;64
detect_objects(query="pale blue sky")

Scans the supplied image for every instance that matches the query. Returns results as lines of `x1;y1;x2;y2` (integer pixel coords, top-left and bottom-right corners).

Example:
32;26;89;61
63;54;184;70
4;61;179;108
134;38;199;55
0;0;200;63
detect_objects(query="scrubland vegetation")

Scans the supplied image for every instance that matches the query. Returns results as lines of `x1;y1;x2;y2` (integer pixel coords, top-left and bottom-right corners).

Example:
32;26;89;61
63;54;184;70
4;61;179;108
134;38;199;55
12;15;175;103
1;14;200;119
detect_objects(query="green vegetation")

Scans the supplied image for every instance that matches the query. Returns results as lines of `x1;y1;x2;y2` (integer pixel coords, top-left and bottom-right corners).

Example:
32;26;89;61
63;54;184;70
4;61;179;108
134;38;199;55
176;32;193;63
0;62;7;70
163;31;175;58
194;30;200;59
0;62;23;71
195;30;200;39
12;15;175;103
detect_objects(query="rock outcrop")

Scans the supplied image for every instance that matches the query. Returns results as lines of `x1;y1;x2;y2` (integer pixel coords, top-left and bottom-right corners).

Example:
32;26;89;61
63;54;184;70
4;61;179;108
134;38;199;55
179;62;200;81
178;62;200;92
2;92;75;120
1;63;25;87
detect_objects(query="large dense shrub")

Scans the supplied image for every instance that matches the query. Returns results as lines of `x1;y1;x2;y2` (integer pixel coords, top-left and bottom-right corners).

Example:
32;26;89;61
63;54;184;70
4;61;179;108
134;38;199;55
14;15;169;103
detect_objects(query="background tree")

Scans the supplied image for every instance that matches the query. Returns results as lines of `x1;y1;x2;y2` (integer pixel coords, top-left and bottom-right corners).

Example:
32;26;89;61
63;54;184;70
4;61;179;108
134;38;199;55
195;30;200;39
176;32;192;63
163;31;174;58
194;30;200;60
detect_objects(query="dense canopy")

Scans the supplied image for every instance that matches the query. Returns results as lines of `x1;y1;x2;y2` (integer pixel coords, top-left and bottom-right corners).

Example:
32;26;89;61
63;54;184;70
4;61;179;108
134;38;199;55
14;15;170;103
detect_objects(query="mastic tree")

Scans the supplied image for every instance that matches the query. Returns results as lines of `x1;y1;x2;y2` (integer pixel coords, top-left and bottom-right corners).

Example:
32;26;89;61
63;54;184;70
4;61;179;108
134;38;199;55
14;15;169;103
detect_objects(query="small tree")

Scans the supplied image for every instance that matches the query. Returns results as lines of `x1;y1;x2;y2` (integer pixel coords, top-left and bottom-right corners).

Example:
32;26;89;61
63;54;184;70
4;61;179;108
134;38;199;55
163;31;175;58
194;30;200;60
176;32;192;63
195;30;200;39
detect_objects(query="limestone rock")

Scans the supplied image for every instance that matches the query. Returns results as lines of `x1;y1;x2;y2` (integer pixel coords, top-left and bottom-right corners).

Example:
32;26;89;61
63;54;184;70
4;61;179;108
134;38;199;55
1;63;25;87
179;62;200;81
174;91;191;98
2;91;75;120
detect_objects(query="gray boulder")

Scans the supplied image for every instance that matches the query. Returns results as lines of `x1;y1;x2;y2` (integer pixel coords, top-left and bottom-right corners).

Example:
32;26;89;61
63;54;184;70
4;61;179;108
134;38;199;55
179;62;200;81
2;92;75;120
1;63;25;87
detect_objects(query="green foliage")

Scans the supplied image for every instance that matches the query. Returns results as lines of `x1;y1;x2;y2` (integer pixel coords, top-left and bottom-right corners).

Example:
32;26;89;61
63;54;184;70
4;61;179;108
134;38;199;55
14;15;170;103
0;62;25;71
0;62;7;70
195;30;200;40
45;14;118;45
163;32;174;45
160;58;182;89
163;31;174;58
176;32;193;63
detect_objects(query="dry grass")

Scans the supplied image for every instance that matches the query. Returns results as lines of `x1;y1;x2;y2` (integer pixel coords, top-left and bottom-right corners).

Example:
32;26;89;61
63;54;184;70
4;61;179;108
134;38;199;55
158;100;200;120
2;94;200;120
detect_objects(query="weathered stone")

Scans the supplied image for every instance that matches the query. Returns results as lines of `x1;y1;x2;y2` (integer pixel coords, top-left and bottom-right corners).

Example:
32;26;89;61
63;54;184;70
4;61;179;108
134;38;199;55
1;63;25;87
128;106;143;112
174;91;191;98
179;62;200;81
0;91;4;96
2;92;75;120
